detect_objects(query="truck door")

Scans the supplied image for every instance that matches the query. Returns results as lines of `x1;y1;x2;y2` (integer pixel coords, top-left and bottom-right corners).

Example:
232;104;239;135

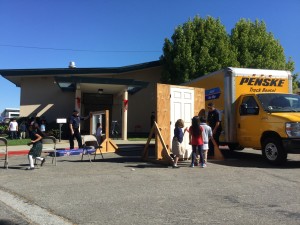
237;96;261;148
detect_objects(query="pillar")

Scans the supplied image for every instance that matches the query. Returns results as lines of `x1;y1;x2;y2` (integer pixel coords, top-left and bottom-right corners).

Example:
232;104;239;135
122;90;128;140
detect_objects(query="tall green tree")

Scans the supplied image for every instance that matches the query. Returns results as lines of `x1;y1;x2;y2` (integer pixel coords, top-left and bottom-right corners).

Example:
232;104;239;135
230;19;293;70
161;16;297;88
160;16;238;84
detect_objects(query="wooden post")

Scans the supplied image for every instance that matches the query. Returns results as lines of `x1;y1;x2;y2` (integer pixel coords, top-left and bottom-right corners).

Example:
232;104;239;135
142;121;173;165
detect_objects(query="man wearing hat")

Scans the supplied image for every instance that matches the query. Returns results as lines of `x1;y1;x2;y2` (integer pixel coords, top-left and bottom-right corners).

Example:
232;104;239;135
69;109;89;149
207;102;222;156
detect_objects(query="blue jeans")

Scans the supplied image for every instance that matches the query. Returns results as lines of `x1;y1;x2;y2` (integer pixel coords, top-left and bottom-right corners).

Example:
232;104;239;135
191;145;204;165
10;131;18;139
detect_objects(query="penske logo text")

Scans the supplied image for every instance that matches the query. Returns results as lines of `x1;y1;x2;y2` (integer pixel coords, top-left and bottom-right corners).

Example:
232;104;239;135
239;78;285;87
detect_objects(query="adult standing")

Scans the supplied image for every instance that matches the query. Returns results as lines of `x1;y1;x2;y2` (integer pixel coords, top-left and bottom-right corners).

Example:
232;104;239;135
207;102;222;156
8;118;18;139
150;111;155;128
40;120;46;133
69;110;89;149
19;121;27;139
150;111;155;138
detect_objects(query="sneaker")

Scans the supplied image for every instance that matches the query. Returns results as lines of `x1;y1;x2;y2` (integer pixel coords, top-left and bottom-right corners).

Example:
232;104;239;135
202;163;207;168
26;167;35;170
172;165;180;168
190;164;194;168
41;158;46;167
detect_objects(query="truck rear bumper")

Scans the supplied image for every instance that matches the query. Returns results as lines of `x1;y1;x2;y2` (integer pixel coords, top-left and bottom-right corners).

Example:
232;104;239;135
282;139;300;153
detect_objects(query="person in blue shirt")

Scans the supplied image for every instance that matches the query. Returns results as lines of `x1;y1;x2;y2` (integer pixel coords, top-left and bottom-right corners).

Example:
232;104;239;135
207;102;222;156
69;110;89;149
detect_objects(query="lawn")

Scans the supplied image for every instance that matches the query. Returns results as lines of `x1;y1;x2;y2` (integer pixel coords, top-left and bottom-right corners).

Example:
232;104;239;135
0;136;31;146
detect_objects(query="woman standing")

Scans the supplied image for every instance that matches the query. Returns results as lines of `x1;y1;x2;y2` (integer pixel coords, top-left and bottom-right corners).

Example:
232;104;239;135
26;122;45;170
188;116;204;168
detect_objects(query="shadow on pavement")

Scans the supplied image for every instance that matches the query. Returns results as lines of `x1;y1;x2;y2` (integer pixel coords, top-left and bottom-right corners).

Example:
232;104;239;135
211;149;300;169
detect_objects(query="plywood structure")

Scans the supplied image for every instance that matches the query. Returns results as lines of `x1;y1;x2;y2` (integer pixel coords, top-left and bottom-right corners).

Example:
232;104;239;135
142;83;206;165
156;84;171;160
194;88;205;116
89;110;118;153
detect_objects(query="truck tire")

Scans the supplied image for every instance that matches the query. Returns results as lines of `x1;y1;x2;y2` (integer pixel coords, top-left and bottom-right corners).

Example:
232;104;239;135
262;138;287;165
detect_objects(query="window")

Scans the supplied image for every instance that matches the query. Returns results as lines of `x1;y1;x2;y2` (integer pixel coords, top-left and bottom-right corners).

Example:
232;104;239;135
240;96;259;115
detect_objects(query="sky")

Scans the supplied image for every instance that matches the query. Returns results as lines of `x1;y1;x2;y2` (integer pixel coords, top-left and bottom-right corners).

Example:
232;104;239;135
0;0;299;112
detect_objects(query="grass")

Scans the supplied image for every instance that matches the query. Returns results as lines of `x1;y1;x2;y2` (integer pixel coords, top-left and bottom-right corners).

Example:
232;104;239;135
0;135;31;146
8;139;31;146
1;136;151;146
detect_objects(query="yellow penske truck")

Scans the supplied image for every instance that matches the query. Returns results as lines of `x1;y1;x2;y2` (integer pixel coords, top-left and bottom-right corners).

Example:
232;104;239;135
185;67;300;165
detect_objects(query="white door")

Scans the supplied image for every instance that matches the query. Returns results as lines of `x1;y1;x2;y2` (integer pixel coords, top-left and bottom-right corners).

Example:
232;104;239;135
90;111;105;135
170;87;194;159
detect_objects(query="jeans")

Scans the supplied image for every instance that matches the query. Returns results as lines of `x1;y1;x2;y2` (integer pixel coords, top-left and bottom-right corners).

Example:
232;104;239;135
10;131;18;139
191;145;204;165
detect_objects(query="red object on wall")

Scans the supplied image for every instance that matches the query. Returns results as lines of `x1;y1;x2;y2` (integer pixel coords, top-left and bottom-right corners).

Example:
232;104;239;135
76;97;81;109
123;99;128;111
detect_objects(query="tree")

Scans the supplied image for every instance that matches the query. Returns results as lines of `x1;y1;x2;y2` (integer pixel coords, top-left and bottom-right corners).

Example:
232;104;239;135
160;16;238;84
292;72;299;92
161;16;297;88
231;19;297;89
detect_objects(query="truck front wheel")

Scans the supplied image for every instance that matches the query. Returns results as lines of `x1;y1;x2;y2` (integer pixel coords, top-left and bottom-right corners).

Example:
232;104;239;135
262;138;287;165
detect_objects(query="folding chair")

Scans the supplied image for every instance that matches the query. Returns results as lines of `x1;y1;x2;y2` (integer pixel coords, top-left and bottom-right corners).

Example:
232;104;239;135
81;135;104;162
0;137;8;169
41;136;57;166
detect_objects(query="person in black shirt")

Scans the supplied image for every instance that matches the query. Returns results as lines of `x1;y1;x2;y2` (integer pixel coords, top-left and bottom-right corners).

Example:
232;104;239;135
26;122;45;170
69;110;89;149
207;102;222;156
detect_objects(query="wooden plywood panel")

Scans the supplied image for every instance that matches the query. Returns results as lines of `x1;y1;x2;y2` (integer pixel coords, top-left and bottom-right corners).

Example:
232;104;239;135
194;88;205;117
152;84;205;163
156;84;170;159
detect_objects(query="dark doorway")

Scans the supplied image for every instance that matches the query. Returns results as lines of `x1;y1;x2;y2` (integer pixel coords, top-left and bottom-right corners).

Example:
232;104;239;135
81;93;113;134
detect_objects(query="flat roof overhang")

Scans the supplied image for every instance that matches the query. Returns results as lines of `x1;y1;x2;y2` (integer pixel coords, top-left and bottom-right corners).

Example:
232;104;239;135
0;60;160;95
55;76;148;94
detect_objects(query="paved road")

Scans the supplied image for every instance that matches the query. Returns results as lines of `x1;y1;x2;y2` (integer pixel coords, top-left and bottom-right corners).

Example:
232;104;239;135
1;145;300;225
0;200;30;225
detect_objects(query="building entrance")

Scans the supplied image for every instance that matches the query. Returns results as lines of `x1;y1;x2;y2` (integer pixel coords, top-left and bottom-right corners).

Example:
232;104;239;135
81;93;113;134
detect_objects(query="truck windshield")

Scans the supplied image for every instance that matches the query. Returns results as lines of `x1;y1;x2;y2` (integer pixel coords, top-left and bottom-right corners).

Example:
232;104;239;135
257;93;300;112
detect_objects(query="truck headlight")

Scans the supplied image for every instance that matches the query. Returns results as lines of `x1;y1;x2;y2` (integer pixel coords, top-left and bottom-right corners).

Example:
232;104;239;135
286;122;300;137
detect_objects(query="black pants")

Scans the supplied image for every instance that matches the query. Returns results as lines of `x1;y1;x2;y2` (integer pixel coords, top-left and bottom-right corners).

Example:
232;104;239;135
208;132;220;156
69;128;83;149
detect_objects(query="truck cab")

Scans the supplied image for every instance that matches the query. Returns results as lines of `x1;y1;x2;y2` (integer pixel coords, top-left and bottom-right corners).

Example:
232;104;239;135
236;93;300;164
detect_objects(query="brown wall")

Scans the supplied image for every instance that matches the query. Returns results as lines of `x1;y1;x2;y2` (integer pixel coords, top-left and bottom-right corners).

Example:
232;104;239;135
19;66;162;135
20;76;74;121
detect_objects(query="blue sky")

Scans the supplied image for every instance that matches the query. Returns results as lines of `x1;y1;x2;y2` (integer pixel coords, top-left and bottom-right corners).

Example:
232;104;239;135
0;0;299;111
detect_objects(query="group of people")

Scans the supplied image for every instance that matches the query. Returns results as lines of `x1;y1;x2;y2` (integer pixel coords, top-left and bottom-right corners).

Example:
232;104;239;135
171;102;222;168
7;118;46;140
25;110;89;170
24;105;221;170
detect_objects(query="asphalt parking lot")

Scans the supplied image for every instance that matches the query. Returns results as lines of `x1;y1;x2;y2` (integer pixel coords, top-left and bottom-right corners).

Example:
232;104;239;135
0;145;300;225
